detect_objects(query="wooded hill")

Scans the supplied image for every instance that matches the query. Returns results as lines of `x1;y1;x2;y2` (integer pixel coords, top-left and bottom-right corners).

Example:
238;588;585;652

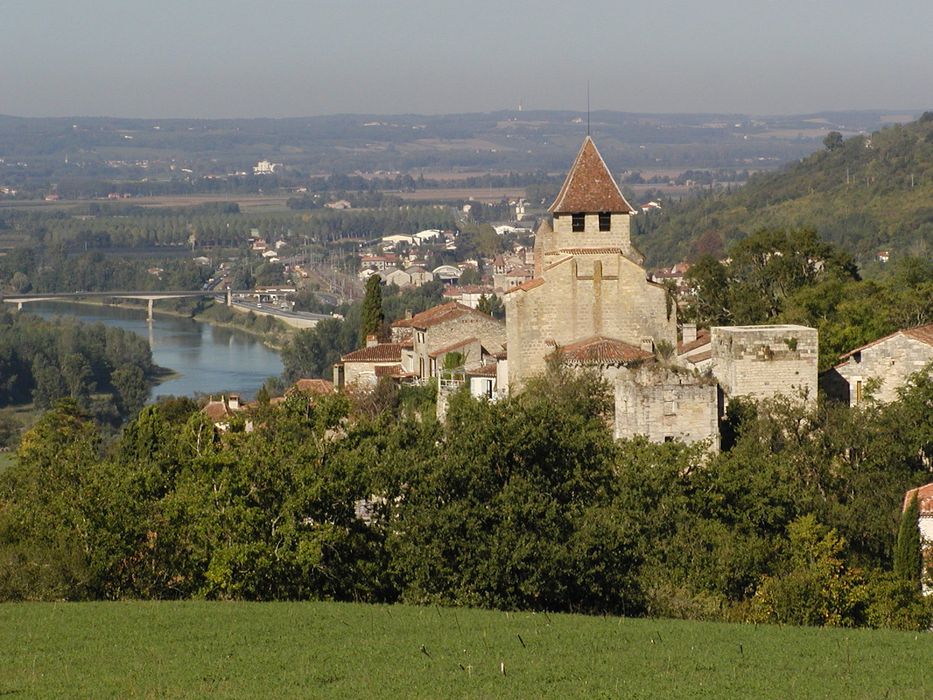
636;113;933;267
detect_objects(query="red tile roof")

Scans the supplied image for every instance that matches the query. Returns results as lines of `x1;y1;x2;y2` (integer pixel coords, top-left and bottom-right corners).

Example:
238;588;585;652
679;329;712;354
559;336;653;365
903;482;933;515
554;247;624;255
341;343;404;363
467;363;499;377
201;399;230;421
838;323;933;362
549;136;634;214
291;378;334;396
391;302;471;329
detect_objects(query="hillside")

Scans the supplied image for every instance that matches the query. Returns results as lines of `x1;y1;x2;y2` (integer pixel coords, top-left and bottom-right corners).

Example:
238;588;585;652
637;113;933;266
2;601;932;699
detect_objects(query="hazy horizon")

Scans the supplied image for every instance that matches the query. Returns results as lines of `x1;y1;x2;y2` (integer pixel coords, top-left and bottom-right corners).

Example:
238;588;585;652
3;0;931;119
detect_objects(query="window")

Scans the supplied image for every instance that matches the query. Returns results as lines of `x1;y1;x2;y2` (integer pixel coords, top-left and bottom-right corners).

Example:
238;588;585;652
485;379;494;399
598;212;611;231
855;380;863;404
571;213;585;232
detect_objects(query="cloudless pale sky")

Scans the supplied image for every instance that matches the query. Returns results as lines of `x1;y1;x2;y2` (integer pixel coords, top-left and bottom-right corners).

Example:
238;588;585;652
2;0;930;118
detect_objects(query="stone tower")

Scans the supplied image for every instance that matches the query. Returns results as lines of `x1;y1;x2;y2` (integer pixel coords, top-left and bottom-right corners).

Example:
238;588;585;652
506;136;677;386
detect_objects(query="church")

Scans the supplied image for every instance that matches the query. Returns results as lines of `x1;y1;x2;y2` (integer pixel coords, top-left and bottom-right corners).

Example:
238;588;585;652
502;136;819;451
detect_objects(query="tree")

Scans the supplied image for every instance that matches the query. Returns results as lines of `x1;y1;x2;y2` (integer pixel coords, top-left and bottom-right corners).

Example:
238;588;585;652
477;293;504;319
359;275;384;345
823;131;844;151
893;493;922;590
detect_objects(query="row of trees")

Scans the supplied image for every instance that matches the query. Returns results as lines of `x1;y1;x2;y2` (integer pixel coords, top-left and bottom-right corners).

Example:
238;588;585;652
1;363;930;630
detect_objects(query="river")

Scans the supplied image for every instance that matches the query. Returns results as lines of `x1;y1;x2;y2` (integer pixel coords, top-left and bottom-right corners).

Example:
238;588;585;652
28;301;284;401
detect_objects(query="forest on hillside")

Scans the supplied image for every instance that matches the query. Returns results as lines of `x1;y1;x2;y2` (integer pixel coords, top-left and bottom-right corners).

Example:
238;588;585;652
636;113;933;266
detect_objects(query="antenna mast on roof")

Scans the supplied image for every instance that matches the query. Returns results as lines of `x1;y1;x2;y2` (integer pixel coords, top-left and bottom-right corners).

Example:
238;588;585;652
586;80;590;136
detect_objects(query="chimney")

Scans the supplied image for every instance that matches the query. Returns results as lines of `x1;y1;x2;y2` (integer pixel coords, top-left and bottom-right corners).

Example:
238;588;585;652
405;309;413;320
682;323;697;344
228;394;240;411
366;334;378;348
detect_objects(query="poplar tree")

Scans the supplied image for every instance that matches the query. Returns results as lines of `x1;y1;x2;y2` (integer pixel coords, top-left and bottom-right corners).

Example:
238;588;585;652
894;493;922;590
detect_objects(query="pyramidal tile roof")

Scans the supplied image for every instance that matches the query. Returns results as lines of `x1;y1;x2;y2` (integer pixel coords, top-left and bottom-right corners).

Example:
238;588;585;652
549;136;634;215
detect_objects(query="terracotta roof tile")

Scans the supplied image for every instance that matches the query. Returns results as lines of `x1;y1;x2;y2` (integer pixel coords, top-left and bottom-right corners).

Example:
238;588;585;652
904;482;933;515
467;363;499;377
559;336;653;365
291;378;334;395
679;329;712;354
391;302;471;329
549;136;634;214
553;247;623;255
201;399;230;421
341;343;404;363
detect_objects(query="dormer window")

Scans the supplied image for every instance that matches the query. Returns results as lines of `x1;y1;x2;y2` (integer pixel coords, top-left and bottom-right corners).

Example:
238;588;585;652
571;213;585;232
598;212;611;232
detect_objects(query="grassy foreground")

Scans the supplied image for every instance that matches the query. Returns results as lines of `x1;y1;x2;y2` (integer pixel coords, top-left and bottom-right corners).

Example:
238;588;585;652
0;601;930;699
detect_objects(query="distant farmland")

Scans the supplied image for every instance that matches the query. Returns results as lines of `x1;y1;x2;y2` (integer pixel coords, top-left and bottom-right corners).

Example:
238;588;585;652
1;601;930;699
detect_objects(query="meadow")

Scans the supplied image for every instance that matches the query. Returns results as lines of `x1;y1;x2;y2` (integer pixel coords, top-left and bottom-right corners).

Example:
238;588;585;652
0;601;930;698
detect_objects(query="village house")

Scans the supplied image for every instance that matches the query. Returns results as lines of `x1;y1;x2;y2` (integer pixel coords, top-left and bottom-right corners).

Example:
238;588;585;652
821;324;933;405
391;302;506;381
333;337;411;388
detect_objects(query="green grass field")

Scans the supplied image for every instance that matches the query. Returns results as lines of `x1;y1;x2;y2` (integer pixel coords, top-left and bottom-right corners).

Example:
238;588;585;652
0;602;930;698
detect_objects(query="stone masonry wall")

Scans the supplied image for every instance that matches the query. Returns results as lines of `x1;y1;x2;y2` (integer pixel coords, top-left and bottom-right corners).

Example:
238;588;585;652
506;251;676;387
711;325;818;404
831;334;933;405
611;366;719;450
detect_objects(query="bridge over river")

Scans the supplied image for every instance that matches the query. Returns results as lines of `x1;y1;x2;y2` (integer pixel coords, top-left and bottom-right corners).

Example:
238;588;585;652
1;289;336;328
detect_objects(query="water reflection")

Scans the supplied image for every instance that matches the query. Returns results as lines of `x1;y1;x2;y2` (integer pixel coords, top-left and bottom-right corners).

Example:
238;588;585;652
27;302;284;401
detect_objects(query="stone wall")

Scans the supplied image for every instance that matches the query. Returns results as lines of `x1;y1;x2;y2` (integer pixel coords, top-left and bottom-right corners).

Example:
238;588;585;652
612;366;719;450
506;251;676;387
711;325;818;404
825;334;933;405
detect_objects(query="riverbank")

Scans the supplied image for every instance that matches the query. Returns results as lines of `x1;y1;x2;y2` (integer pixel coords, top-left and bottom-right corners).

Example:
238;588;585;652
27;297;294;349
23;300;285;402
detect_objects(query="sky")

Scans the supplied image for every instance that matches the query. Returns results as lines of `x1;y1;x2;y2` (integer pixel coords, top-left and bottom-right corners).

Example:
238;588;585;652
2;0;931;118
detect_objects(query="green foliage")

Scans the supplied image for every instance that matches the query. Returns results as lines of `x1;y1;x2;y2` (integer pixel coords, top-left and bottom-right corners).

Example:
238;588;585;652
0;310;154;421
360;275;385;343
893;494;922;589
639;115;933;267
0;357;931;633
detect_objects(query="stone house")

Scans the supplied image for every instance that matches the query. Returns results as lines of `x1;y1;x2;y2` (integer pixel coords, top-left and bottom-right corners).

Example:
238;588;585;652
333;338;410;387
393;302;505;380
821;324;933;405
